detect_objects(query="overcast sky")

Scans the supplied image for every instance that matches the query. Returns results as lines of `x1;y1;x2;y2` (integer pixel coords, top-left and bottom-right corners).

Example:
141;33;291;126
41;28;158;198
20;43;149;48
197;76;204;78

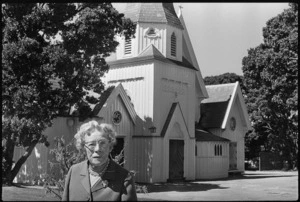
112;3;290;77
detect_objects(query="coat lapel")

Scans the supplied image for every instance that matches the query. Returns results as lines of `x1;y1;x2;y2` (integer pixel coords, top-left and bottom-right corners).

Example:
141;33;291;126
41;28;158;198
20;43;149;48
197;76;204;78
80;160;91;195
91;160;116;193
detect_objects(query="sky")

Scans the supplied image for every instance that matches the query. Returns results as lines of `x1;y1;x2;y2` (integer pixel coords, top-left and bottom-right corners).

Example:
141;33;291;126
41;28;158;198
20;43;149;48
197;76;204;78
112;3;290;77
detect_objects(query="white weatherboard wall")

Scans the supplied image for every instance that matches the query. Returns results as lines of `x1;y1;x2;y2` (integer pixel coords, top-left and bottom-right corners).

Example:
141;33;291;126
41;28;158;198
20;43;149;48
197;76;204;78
208;97;247;172
131;137;154;183
153;60;196;138
103;62;154;131
96;93;135;171
116;23;183;62
137;23;167;57
13;117;79;183
195;141;229;179
13;144;48;184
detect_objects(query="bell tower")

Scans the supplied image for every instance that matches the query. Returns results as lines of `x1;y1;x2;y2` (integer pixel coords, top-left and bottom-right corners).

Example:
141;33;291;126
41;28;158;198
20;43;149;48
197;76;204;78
104;3;207;137
115;3;184;62
103;3;209;182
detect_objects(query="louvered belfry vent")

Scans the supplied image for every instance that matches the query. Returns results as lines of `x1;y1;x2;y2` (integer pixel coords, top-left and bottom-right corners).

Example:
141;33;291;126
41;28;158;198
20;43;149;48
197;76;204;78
124;38;132;55
171;32;176;57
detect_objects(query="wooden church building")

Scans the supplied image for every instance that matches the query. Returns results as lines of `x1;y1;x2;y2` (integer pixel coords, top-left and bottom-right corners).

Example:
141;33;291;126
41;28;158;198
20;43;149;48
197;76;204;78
13;3;251;184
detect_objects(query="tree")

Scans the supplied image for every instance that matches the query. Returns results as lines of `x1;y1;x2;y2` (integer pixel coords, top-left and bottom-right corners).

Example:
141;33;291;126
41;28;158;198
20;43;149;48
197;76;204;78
2;3;135;185
203;72;243;85
242;3;298;169
203;72;247;95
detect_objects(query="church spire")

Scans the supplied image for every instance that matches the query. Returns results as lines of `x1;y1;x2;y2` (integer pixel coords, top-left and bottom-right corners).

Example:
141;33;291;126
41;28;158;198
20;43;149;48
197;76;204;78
124;3;184;30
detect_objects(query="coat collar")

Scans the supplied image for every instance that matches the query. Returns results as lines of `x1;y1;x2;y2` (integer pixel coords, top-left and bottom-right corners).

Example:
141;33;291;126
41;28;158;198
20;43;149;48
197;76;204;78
79;159;117;193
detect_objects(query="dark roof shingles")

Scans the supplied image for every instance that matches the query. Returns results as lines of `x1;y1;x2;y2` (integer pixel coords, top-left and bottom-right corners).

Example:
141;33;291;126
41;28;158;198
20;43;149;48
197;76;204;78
161;103;177;137
199;101;229;129
92;86;115;115
195;129;230;142
124;3;183;29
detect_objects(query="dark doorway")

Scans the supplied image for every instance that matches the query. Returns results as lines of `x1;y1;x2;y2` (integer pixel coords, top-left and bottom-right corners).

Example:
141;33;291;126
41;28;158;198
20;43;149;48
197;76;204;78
169;140;184;181
110;138;124;167
229;142;237;170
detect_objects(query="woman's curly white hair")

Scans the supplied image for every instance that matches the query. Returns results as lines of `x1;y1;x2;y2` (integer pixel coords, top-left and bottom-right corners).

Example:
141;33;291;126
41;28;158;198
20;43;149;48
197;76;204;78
74;120;117;150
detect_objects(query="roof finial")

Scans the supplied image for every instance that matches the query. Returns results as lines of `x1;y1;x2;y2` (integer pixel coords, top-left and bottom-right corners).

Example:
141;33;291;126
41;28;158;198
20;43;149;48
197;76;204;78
178;4;183;17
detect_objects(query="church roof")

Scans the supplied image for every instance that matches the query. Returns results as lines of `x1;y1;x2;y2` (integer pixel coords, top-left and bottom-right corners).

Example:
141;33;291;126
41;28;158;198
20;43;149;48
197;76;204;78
124;3;184;30
199;82;251;130
138;44;166;59
200;101;229;128
108;45;197;71
195;129;230;142
160;102;191;138
92;86;115;115
202;83;235;103
161;102;177;137
199;83;235;128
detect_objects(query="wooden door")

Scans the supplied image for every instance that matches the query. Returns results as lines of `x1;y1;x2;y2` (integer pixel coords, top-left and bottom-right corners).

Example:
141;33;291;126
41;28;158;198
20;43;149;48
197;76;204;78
229;142;237;170
169;140;184;180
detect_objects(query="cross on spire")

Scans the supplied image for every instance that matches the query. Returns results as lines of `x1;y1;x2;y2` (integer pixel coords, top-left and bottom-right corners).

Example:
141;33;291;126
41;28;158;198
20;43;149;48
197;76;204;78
178;4;183;17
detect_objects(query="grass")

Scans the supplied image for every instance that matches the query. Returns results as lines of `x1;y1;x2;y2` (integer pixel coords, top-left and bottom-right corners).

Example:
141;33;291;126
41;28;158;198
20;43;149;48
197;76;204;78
1;184;155;201
2;184;60;201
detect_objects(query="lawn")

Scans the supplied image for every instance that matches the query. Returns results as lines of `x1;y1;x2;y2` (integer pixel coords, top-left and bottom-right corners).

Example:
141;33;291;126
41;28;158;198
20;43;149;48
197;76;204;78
1;184;155;201
2;184;60;201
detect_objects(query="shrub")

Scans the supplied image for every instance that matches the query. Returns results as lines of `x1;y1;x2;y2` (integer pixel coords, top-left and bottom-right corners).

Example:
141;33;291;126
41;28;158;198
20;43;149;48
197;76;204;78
43;136;147;200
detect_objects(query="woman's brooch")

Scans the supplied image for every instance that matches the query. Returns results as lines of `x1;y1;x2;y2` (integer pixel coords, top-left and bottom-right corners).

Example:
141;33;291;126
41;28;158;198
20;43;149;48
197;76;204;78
102;179;109;188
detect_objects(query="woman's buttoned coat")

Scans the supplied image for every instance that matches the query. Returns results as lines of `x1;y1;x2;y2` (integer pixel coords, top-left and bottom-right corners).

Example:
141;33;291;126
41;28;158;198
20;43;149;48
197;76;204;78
62;160;137;201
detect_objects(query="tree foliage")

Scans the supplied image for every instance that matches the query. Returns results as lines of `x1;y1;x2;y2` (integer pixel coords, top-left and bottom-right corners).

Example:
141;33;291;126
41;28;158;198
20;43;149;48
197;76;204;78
43;137;147;200
2;3;135;184
242;3;298;168
203;72;243;85
203;72;247;95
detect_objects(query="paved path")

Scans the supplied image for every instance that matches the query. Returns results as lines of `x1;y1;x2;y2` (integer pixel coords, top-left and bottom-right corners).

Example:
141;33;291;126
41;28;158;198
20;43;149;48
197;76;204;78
137;171;298;201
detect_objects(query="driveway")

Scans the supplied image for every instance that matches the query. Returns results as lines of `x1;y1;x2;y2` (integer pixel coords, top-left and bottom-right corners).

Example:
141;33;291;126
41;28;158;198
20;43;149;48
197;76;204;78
137;170;298;201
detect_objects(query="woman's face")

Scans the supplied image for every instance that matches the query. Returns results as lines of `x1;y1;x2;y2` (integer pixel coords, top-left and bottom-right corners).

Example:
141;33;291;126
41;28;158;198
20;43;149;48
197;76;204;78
84;130;112;166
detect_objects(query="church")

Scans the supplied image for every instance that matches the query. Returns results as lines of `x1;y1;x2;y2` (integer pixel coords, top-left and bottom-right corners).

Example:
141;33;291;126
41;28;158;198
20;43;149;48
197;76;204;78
13;3;251;184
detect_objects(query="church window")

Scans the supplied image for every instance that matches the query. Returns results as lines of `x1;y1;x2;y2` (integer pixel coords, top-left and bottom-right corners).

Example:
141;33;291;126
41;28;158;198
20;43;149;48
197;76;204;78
147;28;156;36
215;144;223;156
214;145;217;156
171;32;176;57
195;145;197;156
124;38;132;55
146;27;160;38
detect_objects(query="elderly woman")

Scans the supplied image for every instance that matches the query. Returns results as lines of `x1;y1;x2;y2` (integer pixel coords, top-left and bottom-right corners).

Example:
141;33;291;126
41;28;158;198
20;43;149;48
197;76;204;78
62;120;137;201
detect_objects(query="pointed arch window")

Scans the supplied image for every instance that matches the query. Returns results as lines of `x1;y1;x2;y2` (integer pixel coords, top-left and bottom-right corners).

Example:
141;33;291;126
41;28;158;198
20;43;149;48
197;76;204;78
171;32;176;57
124;38;132;55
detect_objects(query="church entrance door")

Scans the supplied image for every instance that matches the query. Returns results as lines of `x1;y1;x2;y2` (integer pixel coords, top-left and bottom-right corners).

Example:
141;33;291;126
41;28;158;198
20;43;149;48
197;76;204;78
169;139;184;181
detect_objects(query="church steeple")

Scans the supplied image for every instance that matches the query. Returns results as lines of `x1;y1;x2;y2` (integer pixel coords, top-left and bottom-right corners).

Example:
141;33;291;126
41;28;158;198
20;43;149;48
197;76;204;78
115;3;184;61
124;3;184;30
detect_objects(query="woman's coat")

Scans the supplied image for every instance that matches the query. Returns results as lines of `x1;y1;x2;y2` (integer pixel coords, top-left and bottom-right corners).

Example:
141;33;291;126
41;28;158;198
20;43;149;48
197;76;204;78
62;160;137;201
